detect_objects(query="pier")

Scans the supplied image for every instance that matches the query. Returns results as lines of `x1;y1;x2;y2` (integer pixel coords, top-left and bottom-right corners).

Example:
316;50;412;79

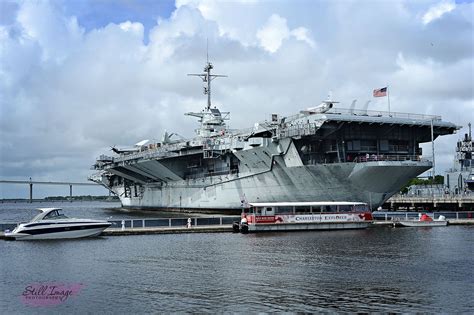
0;179;100;203
1;212;473;240
0;215;239;239
385;195;474;211
102;225;233;236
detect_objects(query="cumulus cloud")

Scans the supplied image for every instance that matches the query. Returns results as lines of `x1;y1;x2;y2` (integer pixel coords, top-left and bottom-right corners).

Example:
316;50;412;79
393;52;473;101
255;14;316;53
0;0;473;197
291;27;316;49
16;1;84;62
256;14;290;53
422;1;456;25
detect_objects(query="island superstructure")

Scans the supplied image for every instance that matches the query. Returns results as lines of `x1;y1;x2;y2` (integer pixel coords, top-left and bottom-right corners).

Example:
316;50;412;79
445;123;473;193
90;62;459;212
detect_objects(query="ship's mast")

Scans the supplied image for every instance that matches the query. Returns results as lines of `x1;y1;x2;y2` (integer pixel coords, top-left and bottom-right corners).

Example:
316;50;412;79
185;59;230;139
188;57;227;110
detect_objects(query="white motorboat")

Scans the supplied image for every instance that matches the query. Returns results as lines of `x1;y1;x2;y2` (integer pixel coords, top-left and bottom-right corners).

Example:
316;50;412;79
396;214;448;227
4;208;111;240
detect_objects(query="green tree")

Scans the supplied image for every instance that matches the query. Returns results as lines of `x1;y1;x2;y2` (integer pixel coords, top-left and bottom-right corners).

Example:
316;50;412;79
400;175;444;194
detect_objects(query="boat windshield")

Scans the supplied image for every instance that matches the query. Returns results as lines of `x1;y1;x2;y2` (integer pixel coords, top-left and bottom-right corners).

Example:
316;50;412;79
31;211;46;222
43;210;68;220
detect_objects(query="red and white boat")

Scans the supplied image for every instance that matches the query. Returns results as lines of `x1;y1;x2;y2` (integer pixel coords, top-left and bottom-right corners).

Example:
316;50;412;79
396;214;448;227
238;201;373;233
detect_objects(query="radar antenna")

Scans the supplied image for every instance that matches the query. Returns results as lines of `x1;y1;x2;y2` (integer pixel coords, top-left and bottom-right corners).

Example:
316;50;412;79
188;48;227;110
185;58;230;139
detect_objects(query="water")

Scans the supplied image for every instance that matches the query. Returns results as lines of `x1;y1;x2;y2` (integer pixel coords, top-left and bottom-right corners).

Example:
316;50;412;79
0;201;211;223
0;202;473;312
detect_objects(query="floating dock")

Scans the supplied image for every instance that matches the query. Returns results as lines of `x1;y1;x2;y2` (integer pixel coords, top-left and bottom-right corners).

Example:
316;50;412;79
102;225;233;236
2;219;474;240
0;225;233;239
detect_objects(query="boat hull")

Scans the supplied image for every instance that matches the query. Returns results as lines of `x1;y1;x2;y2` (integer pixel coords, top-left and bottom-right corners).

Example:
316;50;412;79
242;210;373;233
5;223;111;240
396;220;448;227
112;161;431;212
247;221;371;232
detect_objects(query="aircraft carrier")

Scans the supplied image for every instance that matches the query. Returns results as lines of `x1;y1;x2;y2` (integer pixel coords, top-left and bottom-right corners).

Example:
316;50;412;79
90;62;459;213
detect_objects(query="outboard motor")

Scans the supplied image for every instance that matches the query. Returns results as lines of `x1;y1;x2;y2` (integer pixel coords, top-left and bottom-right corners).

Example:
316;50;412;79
232;222;240;233
240;223;249;234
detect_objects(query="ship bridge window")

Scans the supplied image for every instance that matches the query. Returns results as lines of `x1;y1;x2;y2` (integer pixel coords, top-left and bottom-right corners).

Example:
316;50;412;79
360;140;377;152
388;140;410;152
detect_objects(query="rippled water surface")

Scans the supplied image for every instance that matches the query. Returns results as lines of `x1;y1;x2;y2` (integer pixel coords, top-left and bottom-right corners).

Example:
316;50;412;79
0;201;189;222
0;202;472;313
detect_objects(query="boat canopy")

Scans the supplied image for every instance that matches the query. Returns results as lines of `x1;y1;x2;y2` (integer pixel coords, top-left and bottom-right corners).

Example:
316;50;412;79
31;208;65;222
37;207;63;213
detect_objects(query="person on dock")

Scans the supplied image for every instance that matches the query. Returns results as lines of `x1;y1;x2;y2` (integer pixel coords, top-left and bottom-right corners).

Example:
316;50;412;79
187;218;192;228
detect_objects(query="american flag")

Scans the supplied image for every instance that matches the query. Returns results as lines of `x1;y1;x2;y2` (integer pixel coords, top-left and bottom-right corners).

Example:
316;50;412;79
373;87;387;97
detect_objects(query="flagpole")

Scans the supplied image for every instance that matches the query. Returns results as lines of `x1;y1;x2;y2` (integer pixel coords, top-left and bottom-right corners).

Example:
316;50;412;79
387;84;391;115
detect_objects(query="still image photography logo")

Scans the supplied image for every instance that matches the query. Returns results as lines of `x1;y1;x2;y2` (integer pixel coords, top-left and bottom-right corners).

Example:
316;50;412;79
21;282;85;307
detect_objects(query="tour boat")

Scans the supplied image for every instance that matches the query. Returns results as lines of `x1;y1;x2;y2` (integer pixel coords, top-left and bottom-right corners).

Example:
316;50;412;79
396;214;448;227
4;208;111;240
236;201;373;233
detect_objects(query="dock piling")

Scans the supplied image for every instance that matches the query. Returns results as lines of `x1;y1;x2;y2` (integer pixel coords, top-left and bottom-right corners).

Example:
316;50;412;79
29;183;33;203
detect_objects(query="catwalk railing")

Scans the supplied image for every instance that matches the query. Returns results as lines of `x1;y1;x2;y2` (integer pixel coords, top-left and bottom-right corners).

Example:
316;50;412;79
352;155;426;163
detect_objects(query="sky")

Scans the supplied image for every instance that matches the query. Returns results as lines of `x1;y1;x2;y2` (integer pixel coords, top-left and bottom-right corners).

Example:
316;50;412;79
0;0;473;198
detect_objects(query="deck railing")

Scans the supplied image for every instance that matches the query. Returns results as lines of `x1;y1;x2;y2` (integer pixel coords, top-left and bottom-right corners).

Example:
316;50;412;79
283;108;441;122
352;155;426;163
373;211;473;221
107;216;240;230
388;194;474;202
0;215;241;232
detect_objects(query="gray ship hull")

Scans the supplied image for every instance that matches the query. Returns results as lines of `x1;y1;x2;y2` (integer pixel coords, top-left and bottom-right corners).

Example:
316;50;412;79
113;160;431;212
